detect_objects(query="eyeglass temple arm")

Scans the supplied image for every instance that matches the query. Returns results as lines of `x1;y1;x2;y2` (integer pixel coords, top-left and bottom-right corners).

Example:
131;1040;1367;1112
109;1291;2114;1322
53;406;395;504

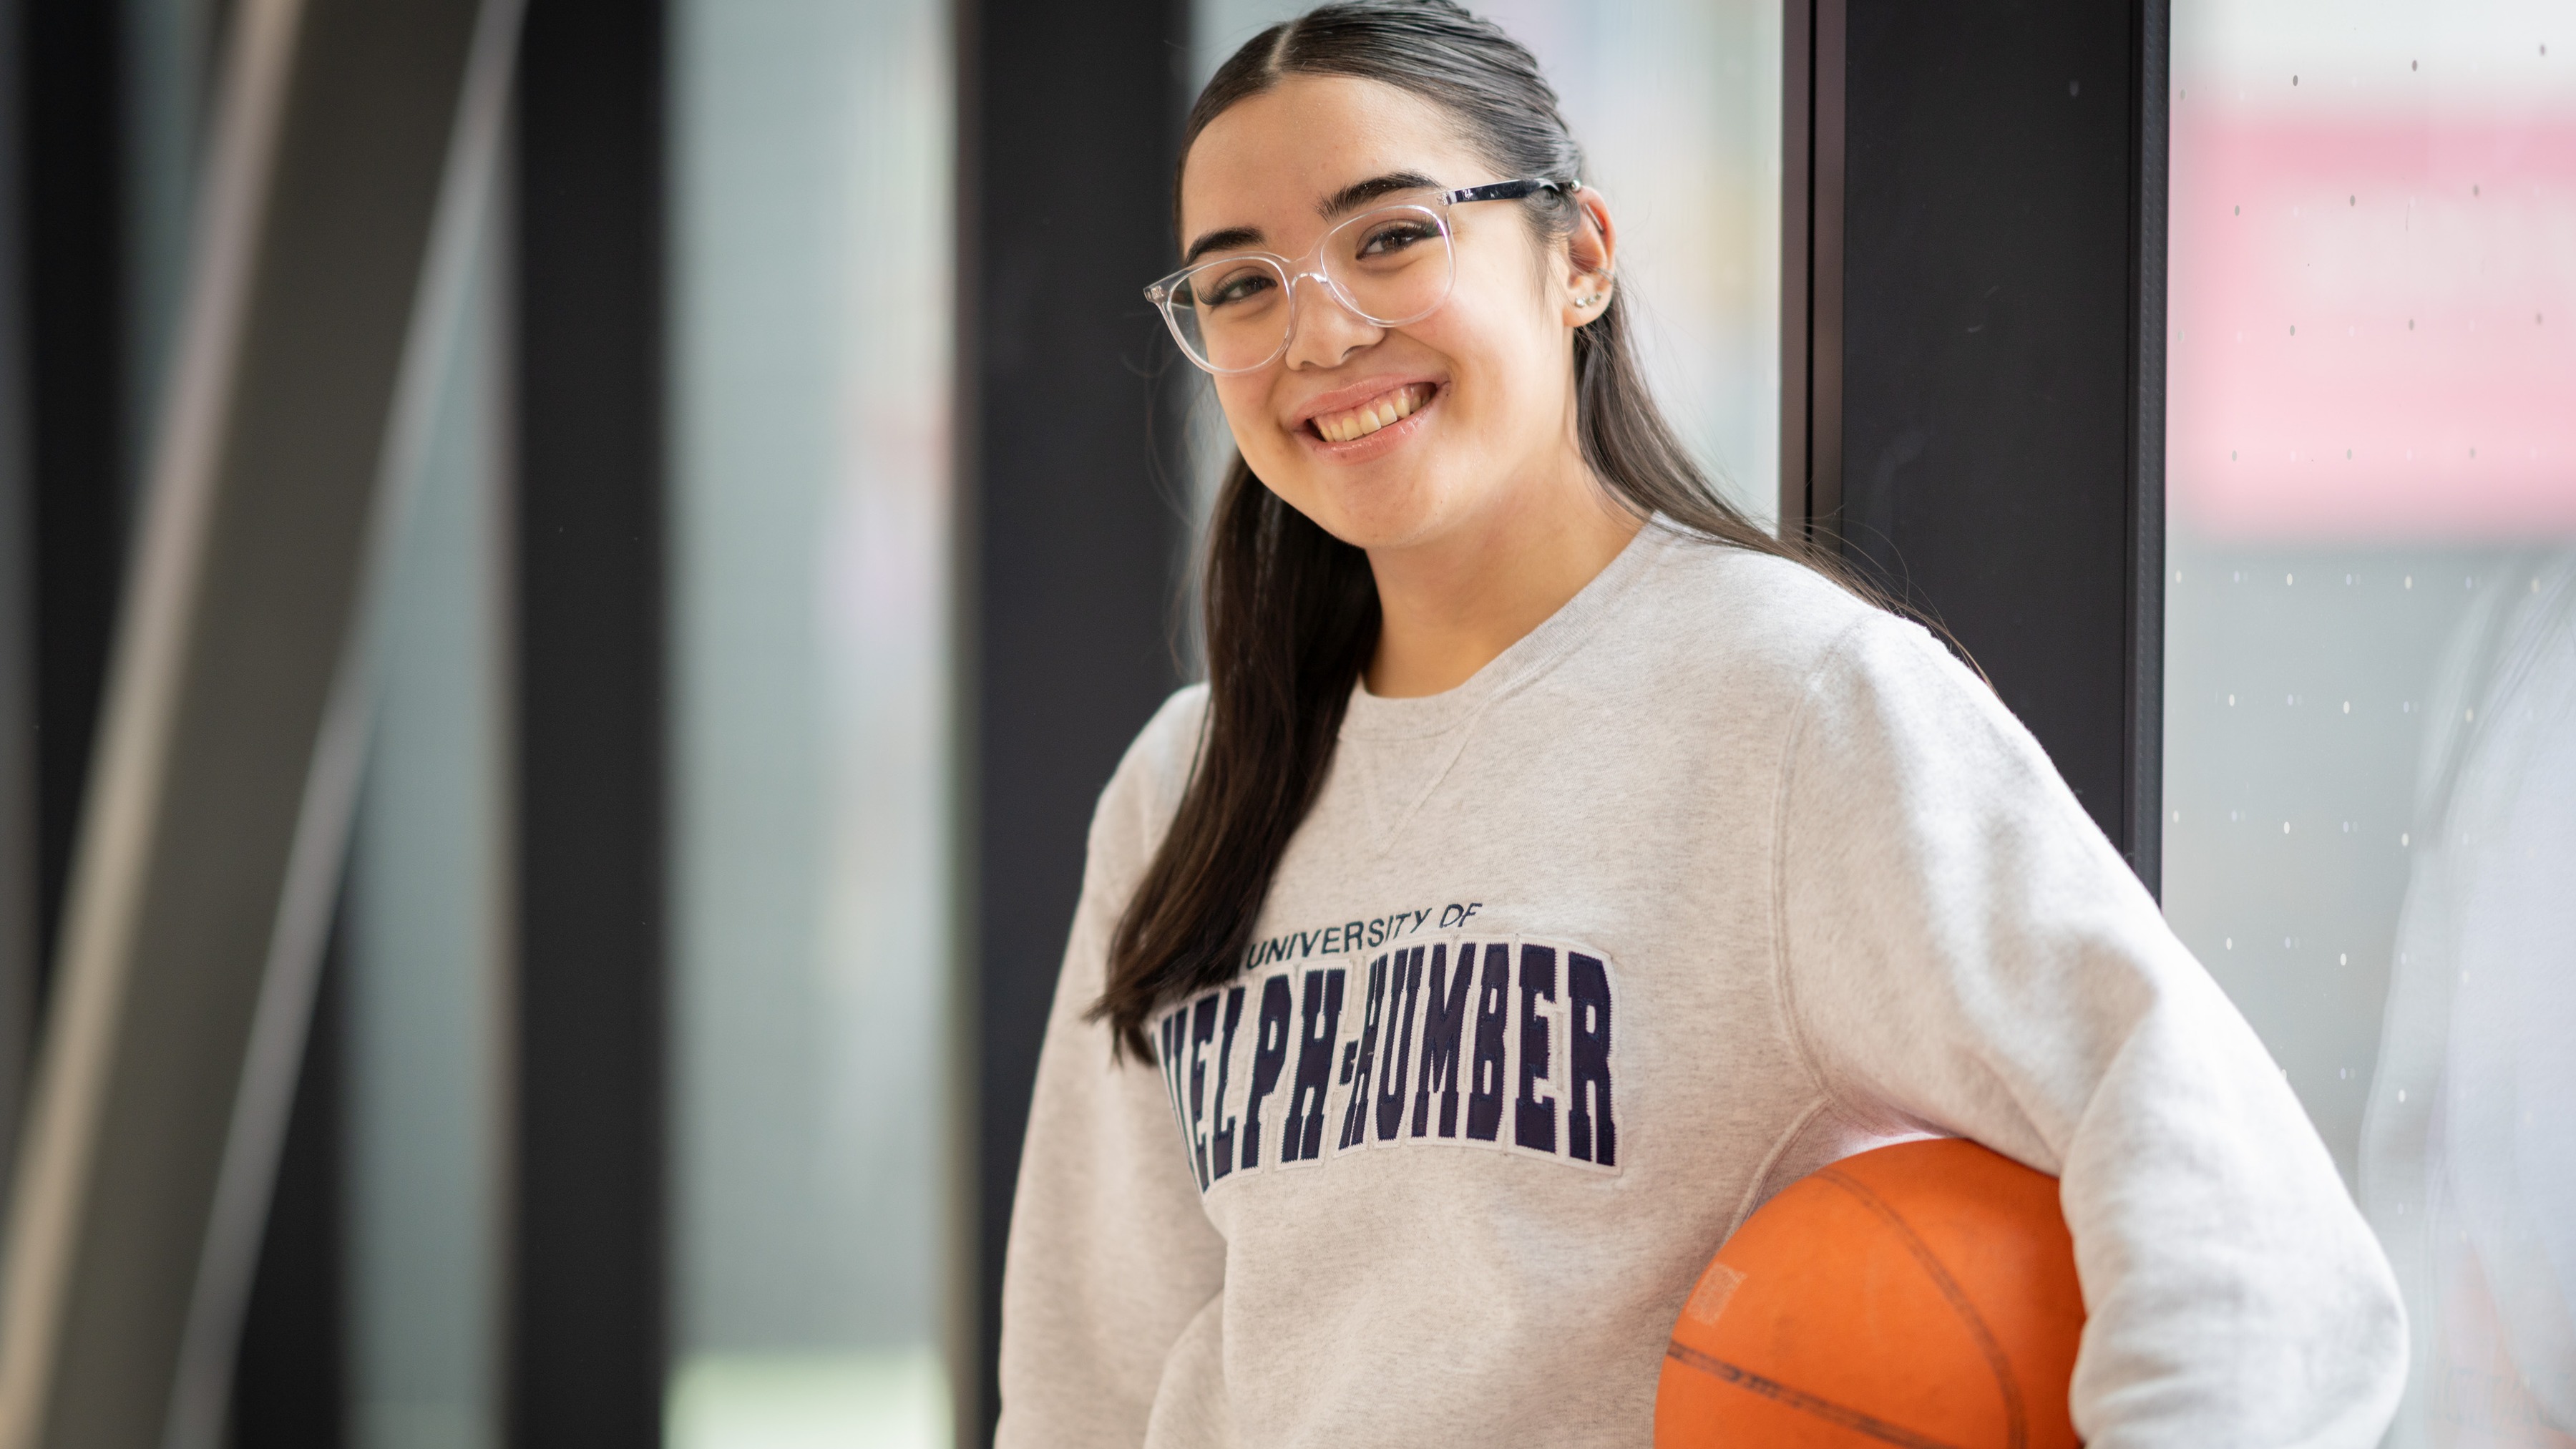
1440;177;1579;205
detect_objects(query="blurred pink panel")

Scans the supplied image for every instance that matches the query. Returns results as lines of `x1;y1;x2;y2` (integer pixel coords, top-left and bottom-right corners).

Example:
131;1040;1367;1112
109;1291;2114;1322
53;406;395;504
2169;108;2576;540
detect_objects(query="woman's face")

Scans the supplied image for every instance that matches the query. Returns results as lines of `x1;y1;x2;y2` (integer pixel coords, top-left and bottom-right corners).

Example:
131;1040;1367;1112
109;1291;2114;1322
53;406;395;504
1178;75;1611;554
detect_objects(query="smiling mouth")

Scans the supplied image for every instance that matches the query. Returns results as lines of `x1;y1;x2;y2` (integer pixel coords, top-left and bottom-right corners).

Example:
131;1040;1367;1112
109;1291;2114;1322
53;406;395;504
1309;384;1433;444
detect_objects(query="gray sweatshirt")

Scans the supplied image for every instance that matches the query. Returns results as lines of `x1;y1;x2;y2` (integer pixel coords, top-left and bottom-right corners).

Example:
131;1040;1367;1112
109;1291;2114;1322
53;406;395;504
997;525;2406;1448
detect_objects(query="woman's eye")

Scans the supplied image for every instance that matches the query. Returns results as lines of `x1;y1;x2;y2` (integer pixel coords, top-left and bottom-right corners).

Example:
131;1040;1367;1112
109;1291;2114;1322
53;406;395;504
1199;268;1277;308
1357;222;1438;258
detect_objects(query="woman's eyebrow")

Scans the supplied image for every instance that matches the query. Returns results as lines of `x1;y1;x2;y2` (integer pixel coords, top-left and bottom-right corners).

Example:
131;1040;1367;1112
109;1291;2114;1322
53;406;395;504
1320;170;1442;218
1178;172;1443;266
1181;225;1264;266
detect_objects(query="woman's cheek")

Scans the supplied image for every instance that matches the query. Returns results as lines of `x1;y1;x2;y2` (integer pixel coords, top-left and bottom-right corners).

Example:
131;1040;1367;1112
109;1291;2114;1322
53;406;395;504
1236;423;1301;490
1218;389;1286;469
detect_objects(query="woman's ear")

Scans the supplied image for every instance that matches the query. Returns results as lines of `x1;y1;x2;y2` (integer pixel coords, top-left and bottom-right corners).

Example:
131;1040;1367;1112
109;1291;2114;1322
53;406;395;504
1560;185;1619;326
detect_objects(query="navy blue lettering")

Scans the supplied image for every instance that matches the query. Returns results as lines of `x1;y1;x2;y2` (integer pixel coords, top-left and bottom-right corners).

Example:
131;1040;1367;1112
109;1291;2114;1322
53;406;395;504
1337;954;1389;1148
1412;943;1475;1138
1186;932;1621;1183
1210;986;1246;1180
1466;942;1511;1141
1187;994;1219;1188
1374;946;1422;1142
1241;976;1292;1171
1282;969;1347;1162
1568;952;1616;1166
1515;945;1557;1154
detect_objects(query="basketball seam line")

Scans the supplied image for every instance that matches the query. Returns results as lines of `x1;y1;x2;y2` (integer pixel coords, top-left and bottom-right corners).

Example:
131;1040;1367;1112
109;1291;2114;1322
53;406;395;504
1814;1166;2031;1449
1663;1342;1971;1449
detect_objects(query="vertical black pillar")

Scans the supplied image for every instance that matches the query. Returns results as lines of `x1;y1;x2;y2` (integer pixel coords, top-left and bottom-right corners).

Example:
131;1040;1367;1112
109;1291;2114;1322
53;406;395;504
512;0;666;1443
0;0;31;1176
1786;0;2167;887
19;0;130;990
957;0;1189;1438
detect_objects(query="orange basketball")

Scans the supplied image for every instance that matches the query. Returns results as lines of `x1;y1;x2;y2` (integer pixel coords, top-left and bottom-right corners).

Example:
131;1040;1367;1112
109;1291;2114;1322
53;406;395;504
1656;1138;2086;1449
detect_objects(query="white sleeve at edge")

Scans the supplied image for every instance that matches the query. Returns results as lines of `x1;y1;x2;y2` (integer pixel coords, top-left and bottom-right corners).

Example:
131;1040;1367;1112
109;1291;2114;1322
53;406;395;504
1776;618;2408;1449
997;691;1226;1449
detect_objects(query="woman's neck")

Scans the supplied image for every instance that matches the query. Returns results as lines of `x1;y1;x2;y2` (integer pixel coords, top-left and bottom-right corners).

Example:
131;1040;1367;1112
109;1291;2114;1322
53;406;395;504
1361;473;1642;699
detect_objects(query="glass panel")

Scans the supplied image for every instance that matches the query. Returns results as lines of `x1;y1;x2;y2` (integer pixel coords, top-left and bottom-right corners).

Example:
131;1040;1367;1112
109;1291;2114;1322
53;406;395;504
118;5;512;1433
668;0;953;1444
2166;2;2575;1441
116;4;514;1438
344;165;509;1449
1188;0;1783;529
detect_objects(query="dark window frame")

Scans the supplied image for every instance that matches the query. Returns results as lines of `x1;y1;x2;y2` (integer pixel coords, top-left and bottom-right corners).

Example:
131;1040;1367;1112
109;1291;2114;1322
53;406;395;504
1784;0;2168;890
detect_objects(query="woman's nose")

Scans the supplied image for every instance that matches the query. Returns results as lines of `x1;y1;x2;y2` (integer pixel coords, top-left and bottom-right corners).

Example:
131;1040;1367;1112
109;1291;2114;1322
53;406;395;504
1282;271;1383;371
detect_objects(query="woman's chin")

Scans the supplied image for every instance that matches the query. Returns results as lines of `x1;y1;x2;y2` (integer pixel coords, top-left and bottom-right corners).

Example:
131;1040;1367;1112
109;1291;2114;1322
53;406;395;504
1289;474;1483;555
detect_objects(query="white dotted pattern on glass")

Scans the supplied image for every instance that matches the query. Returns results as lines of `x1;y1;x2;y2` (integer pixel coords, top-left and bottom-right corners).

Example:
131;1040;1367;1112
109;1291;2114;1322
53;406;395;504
2168;0;2575;1440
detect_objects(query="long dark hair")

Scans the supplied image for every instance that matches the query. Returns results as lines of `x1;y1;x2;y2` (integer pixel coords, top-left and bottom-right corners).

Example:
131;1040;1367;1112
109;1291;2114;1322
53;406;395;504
1093;0;1847;1058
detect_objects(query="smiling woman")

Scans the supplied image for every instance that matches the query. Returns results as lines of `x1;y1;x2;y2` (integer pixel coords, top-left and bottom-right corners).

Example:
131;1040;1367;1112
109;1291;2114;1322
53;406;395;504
1096;29;1821;1052
994;5;2409;1447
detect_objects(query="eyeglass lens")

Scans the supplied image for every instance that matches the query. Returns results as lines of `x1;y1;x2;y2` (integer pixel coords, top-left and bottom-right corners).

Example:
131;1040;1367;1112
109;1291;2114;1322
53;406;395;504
1164;205;1456;372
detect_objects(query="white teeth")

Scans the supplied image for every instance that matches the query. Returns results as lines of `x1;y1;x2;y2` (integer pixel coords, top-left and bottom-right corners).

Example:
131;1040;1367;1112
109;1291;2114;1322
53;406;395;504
1314;386;1428;444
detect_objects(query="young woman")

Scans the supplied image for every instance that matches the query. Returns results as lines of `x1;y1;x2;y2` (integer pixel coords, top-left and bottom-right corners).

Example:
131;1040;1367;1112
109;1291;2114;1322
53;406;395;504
998;4;2405;1445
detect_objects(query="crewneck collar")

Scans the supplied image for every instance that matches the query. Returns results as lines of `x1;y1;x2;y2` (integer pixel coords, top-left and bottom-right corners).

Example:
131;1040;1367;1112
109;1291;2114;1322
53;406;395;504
1340;517;1675;742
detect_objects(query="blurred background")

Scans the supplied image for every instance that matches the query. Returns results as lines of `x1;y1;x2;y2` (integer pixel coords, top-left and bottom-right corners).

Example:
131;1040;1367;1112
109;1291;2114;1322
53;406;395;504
2165;1;2575;1440
0;0;2557;1446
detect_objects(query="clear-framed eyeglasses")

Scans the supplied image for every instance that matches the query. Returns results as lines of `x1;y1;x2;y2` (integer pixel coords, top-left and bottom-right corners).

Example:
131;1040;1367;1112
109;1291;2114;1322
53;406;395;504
1144;177;1578;375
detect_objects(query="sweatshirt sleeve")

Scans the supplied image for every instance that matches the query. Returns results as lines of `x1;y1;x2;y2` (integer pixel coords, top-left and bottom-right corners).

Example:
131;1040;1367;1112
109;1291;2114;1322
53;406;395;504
996;690;1227;1449
1775;616;2407;1449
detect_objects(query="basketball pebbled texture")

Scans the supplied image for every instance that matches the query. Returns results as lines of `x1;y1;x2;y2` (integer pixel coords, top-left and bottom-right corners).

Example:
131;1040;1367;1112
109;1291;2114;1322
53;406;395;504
1655;1138;2086;1449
